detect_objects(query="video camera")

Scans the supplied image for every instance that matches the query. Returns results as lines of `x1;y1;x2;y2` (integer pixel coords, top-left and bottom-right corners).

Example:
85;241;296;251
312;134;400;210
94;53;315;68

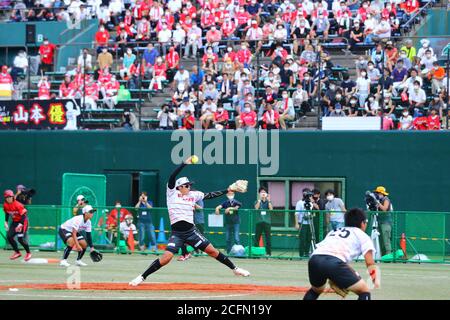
303;189;314;211
17;188;36;205
365;191;379;211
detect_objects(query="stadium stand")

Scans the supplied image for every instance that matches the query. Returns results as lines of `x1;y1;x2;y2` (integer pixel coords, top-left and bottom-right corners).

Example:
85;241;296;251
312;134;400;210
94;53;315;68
0;0;448;130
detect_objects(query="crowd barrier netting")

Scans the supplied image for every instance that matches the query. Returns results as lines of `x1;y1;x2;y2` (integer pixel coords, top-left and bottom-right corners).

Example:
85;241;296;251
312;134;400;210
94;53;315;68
2;206;449;263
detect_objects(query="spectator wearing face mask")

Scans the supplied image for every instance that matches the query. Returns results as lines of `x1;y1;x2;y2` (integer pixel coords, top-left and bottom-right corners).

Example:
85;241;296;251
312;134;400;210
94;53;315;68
364;95;379;116
120;214;138;251
355;69;371;108
367;61;381;92
106;201;131;242
215;191;242;255
398;109;413;130
420;49;437;74
400;39;416;63
254;187;273;256
157;23;172;56
384;40;399;72
236;103;257;130
95;25;110;53
278;90;295;130
184;22;202;58
324;190;346;232
408;80;427;117
417;39;434;60
39;37;56;74
206;25;222;54
426;108;441;130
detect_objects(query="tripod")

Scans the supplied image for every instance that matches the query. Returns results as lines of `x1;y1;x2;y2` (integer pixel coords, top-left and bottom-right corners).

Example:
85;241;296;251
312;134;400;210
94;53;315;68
304;201;317;254
369;210;382;260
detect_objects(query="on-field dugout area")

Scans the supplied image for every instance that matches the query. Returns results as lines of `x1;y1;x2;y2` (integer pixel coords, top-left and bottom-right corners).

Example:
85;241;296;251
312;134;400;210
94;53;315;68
0;251;448;300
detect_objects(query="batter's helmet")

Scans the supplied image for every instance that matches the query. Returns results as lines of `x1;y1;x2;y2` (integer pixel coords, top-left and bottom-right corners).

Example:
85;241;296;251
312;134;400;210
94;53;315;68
4;190;14;198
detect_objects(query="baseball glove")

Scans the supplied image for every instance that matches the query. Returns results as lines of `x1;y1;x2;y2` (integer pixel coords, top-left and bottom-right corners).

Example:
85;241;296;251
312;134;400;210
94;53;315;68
229;180;248;193
328;280;349;298
90;249;103;263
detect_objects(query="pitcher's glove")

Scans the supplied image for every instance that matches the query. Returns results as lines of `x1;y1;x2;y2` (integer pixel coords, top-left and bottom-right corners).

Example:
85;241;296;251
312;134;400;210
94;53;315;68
328;280;349;298
90;249;103;263
229;180;248;193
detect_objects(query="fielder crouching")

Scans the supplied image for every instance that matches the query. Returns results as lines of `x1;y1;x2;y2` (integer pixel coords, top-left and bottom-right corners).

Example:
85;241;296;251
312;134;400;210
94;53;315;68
304;208;380;300
129;156;250;286
59;205;97;267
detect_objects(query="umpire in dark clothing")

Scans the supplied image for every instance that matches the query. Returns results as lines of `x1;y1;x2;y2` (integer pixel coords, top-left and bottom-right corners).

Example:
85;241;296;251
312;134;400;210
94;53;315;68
215;191;242;254
254;187;273;256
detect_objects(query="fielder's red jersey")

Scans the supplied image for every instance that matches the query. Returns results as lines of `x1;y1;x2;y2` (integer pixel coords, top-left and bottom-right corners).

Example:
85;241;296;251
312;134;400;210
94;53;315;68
3;200;27;222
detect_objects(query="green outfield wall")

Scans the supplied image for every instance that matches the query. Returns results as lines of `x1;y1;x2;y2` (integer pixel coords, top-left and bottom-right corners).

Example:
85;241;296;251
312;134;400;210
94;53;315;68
0;131;449;256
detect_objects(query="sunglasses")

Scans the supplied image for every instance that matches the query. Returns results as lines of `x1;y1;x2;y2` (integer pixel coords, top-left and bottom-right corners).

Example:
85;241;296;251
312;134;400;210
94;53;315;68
180;184;191;189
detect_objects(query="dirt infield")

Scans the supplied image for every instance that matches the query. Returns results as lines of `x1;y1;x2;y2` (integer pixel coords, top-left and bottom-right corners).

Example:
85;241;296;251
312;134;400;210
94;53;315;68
0;282;331;295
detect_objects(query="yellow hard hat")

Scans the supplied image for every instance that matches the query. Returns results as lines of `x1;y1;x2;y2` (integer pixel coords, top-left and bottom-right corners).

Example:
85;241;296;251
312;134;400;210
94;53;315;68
374;186;389;196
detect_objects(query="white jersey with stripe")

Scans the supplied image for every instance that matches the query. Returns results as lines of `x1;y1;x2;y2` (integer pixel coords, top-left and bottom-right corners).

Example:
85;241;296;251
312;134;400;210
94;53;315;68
61;215;92;233
312;227;375;263
167;184;204;225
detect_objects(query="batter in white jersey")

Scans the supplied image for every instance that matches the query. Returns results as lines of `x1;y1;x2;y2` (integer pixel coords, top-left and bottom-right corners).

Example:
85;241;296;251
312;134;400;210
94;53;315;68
304;208;380;301
129;156;251;287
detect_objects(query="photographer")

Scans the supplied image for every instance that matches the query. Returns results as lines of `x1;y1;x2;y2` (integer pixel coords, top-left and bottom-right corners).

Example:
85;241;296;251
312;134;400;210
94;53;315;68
157;104;177;130
15;185;35;205
121;110;139;131
295;188;319;258
324;190;347;232
372;186;393;256
135;192;157;252
73;195;87;216
254;187;273;256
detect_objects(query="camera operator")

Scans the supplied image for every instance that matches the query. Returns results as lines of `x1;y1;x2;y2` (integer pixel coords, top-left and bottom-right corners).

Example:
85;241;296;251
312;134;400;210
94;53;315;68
157;104;177;130
295;188;319;258
15;185;35;205
324;189;347;232
373;186;393;256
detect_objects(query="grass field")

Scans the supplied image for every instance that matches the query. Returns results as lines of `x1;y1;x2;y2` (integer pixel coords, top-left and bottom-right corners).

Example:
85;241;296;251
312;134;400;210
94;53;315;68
0;250;449;300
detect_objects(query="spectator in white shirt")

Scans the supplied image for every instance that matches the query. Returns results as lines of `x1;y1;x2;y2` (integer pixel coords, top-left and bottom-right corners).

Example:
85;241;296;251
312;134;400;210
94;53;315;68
172;23;186;50
167;0;182;13
158;24;173;56
184;22;202;58
77;48;93;71
173;66;190;91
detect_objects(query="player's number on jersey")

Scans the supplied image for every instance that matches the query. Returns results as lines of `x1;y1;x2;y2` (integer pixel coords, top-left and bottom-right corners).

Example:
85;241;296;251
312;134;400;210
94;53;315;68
329;228;350;239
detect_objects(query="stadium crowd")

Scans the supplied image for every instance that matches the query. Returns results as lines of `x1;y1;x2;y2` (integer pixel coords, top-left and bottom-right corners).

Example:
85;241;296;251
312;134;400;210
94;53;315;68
0;0;448;130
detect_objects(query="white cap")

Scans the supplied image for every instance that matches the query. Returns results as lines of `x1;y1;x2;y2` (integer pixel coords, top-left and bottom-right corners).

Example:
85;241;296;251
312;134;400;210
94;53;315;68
77;195;85;201
82;205;95;214
421;39;430;45
175;177;192;188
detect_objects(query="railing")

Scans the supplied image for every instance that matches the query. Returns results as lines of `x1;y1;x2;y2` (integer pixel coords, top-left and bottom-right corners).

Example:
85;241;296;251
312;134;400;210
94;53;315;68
2;32;449;131
1;206;448;263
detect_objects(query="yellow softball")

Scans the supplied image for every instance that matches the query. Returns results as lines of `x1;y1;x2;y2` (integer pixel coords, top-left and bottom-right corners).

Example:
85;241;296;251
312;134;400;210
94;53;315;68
191;155;199;164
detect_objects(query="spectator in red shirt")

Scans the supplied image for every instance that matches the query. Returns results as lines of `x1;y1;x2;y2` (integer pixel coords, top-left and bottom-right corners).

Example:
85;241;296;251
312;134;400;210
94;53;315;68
213;105;229;129
427;108;441;130
237;103;257;129
59;74;77;99
182;109;196;130
149;57;167;91
3;189;31;261
39;37;56;74
106;200;130;236
262;102;280;130
236;42;252;68
166;47;180;83
37;75;51;100
95;25;110;53
205;25;222;54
